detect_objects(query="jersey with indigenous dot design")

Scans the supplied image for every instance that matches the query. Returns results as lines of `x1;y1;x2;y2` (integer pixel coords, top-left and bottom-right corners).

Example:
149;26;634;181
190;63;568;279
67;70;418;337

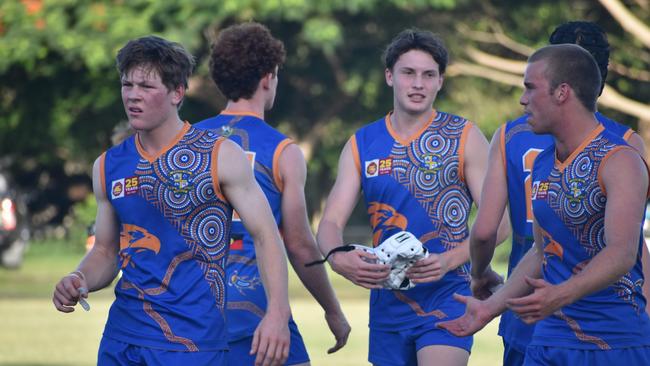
102;123;233;351
194;113;292;341
530;125;650;350
353;110;474;331
500;112;633;351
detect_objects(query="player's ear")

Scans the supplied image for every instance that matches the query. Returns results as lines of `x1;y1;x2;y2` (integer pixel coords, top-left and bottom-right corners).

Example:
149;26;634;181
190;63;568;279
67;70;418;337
260;72;273;90
386;68;395;87
554;83;570;104
171;85;185;106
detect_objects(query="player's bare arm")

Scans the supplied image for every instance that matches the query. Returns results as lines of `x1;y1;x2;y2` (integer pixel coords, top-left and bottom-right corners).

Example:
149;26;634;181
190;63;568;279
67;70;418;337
278;143;350;353
218;139;290;366
624;132;650;314
316;138;390;289
437;235;543;336
53;156;121;313
469;125;510;298
507;148;648;324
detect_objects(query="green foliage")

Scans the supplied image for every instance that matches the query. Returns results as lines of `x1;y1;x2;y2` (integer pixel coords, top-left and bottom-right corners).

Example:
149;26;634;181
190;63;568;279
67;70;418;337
1;0;648;236
66;194;97;247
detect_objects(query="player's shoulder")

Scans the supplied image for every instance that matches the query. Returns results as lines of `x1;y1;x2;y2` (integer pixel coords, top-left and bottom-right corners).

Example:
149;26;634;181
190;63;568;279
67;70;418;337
504;114;529;132
194;114;229;131
596;112;631;138
354;114;389;140
105;134;136;156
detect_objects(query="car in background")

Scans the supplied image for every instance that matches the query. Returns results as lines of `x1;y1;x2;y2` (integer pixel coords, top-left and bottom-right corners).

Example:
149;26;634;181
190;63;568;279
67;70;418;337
0;170;30;268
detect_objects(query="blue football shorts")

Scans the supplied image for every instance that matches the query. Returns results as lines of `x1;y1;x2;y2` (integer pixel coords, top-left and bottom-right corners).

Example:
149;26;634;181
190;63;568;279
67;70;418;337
524;345;650;366
502;338;526;366
98;336;226;366
368;322;472;366
226;319;309;365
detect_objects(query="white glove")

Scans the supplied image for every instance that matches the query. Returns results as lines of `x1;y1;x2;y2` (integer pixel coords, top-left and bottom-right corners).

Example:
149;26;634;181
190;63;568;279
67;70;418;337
353;231;428;290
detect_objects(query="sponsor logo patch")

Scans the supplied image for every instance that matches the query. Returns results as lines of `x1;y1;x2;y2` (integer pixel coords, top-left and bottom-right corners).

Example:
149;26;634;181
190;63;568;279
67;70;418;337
111;177;139;199
532;180;549;200
365;158;393;178
365;159;379;177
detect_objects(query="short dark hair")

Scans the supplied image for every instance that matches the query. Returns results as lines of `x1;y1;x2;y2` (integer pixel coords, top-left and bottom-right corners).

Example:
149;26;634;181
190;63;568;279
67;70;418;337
549;21;609;94
116;35;195;92
382;28;448;74
209;22;286;101
529;44;601;112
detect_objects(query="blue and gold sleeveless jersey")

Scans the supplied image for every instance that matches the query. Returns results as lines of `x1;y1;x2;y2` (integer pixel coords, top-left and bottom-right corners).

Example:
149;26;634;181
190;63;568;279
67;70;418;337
530;125;650;349
101;123;233;351
352;110;474;330
500;112;633;351
194;112;292;340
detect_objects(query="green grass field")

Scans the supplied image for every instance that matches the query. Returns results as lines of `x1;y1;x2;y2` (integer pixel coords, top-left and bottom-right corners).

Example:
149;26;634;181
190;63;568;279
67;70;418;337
0;242;504;365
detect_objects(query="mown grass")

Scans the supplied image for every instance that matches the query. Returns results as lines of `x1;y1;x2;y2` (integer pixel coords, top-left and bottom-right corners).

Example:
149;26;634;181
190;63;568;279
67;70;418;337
0;241;505;365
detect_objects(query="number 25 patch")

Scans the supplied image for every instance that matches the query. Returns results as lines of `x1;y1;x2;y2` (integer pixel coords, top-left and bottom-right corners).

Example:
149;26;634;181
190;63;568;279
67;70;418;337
112;177;139;199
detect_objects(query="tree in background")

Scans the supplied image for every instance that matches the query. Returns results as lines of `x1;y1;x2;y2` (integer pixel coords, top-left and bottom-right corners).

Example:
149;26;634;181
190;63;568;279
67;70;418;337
0;0;647;240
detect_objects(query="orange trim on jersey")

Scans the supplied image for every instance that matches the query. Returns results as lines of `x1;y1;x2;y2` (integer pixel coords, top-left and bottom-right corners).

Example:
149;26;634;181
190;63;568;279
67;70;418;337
99;152;107;199
135;122;191;163
499;124;507;174
392;291;448;319
385;110;437;146
210;138;228;202
272;138;294;193
597;145;650;198
597;146;631;196
458;121;474;184
623;129;634;142
555;124;605;173
350;135;361;176
220;110;263;119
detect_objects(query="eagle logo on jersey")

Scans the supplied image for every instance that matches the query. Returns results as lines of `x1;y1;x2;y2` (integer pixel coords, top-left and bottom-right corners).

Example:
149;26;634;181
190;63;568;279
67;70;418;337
541;230;563;269
229;270;261;295
368;202;408;246
119;224;161;269
567;178;586;203
420;153;443;174
170;170;193;194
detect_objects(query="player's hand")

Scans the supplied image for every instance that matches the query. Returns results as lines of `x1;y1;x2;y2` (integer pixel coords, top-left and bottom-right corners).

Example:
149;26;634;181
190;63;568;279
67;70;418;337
52;271;88;313
436;293;494;337
329;250;390;289
325;309;351;354
506;276;565;324
471;268;504;300
406;253;449;283
251;310;290;366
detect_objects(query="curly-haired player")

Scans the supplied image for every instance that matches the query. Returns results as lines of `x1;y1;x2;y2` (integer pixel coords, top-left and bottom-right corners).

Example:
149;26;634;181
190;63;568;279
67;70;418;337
196;22;351;365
